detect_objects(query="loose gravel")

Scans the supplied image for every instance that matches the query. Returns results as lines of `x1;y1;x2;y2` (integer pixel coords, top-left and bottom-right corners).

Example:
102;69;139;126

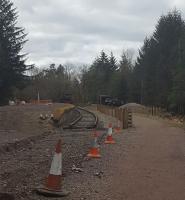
1;105;185;200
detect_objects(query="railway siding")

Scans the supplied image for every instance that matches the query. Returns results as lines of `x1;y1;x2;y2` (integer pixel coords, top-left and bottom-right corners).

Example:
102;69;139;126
63;107;98;129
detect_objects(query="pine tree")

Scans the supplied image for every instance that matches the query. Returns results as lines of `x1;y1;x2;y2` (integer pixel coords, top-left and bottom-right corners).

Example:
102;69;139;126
109;51;117;71
153;10;184;107
111;51;133;102
133;9;185;110
81;51;116;102
0;0;28;104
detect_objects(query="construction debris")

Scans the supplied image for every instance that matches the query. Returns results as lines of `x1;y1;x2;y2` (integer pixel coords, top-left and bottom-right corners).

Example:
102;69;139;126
72;164;84;173
94;171;104;179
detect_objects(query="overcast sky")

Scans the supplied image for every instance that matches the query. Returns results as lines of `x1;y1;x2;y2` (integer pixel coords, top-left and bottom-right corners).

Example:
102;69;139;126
14;0;185;67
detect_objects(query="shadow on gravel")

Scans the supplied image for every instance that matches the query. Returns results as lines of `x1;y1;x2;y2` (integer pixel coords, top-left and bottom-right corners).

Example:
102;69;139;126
0;193;15;200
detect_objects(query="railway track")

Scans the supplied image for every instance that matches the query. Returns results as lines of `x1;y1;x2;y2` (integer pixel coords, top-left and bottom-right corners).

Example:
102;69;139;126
63;107;98;129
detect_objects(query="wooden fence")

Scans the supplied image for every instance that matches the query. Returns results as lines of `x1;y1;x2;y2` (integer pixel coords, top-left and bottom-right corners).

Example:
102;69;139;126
132;106;163;117
97;104;132;129
146;106;163;116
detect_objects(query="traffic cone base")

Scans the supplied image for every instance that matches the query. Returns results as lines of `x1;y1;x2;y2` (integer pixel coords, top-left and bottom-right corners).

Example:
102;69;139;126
87;131;101;158
104;135;115;144
46;174;61;191
115;127;121;134
105;140;116;144
87;147;101;158
36;187;69;197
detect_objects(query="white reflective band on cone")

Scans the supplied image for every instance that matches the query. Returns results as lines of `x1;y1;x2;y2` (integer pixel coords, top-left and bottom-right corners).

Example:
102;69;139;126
108;128;112;136
49;153;62;175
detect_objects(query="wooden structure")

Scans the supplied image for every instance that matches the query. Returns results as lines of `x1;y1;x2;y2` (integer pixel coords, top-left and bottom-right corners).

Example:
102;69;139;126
97;104;132;129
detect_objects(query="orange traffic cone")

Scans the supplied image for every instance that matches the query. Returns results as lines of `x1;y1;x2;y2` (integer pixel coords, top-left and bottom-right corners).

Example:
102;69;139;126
115;120;121;134
87;132;101;158
36;139;69;197
105;123;116;144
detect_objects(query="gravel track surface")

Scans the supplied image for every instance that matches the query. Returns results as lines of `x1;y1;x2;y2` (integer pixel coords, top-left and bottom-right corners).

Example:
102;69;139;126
70;107;97;129
0;105;185;200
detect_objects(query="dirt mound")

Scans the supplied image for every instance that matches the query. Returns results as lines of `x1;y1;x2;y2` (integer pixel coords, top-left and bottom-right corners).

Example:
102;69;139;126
120;103;146;112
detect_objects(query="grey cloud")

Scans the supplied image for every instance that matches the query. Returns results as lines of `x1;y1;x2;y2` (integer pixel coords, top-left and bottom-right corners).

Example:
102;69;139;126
14;0;185;66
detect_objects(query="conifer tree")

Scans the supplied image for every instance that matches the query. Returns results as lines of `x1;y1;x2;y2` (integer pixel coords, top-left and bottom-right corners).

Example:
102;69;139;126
133;9;185;110
0;0;28;104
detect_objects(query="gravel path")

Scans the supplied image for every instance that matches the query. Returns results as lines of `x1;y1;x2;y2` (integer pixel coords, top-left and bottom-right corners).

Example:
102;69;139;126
64;113;185;200
0;106;185;200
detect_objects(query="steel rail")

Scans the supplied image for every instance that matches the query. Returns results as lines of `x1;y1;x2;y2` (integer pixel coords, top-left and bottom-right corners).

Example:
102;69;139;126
63;107;98;129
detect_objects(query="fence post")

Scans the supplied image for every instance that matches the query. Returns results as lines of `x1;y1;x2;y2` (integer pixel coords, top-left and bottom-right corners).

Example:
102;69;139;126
115;108;118;119
97;104;132;129
121;109;124;129
119;108;122;127
128;109;132;128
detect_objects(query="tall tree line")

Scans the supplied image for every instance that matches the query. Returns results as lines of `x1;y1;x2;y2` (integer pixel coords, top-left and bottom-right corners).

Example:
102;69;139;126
81;9;185;114
15;64;82;103
15;51;133;104
1;1;185;115
81;50;133;103
133;10;185;114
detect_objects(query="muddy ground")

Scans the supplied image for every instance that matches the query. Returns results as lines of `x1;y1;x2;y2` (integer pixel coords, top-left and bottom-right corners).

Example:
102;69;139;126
0;104;185;200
